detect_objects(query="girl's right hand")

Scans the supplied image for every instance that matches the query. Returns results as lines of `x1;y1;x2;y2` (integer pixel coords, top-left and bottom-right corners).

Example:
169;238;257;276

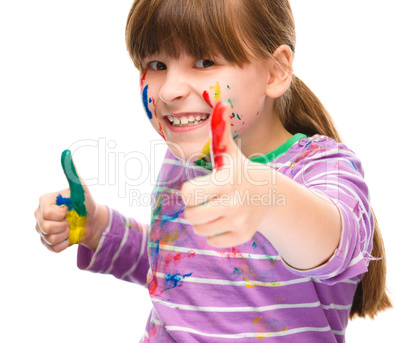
34;151;109;253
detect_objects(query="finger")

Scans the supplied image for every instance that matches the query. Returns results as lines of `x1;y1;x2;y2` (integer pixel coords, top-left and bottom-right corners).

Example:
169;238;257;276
36;219;69;236
38;224;69;245
181;175;223;207
38;193;69;221
184;198;231;226
193;218;227;238
40;236;69;253
60;149;87;216
210;101;239;170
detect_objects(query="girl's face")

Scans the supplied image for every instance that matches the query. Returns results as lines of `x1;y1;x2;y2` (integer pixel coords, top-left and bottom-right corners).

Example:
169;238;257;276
140;51;273;161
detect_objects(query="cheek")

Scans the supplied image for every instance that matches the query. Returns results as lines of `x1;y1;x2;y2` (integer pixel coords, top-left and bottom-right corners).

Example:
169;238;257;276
140;84;166;140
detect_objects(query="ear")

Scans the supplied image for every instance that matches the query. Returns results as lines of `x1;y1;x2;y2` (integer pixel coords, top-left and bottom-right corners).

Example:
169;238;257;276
265;45;293;99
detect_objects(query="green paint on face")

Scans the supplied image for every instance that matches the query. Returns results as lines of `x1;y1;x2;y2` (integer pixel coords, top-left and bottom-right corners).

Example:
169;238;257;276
227;99;233;108
227;85;230;89
236;113;242;120
61;150;87;216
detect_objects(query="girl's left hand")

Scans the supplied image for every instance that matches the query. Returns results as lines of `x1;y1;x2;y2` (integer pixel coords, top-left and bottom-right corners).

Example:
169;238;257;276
182;102;273;247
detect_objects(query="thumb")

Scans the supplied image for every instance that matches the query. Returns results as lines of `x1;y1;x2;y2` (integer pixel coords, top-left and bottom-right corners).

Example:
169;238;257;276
60;149;88;216
210;101;241;171
58;149;91;246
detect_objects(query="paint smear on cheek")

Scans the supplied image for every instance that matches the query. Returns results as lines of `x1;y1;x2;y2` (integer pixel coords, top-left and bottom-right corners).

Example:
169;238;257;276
211;102;227;170
140;70;147;90
209;82;222;103
151;97;166;140
203;91;213;108
158;122;165;140
142;85;153;119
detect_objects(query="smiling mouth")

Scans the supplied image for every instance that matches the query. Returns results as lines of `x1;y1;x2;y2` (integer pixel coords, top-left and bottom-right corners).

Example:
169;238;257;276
167;114;210;127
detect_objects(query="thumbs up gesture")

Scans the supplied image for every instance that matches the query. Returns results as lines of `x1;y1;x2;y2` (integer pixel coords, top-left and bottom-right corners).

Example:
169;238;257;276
182;101;272;248
34;150;108;252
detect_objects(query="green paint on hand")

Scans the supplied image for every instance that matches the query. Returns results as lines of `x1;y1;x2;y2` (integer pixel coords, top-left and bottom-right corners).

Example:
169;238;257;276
61;149;87;216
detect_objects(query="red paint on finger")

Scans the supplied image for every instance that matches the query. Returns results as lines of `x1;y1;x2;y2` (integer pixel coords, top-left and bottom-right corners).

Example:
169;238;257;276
203;91;213;108
211;102;227;170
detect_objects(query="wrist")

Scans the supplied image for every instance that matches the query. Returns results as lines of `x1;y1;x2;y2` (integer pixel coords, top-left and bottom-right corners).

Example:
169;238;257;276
82;204;109;251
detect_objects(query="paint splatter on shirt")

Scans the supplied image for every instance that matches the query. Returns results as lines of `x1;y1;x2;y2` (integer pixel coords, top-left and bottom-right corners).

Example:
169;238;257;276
77;134;374;343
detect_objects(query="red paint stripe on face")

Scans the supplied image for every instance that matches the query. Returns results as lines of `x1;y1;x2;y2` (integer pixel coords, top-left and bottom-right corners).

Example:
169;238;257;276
203;91;213;108
211;102;227;170
158;122;166;140
140;70;148;90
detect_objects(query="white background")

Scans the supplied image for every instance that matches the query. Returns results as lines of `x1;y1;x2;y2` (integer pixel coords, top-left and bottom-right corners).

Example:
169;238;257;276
1;0;401;342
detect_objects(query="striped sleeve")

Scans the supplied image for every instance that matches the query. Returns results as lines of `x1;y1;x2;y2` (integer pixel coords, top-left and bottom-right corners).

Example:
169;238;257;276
77;207;150;286
284;139;375;284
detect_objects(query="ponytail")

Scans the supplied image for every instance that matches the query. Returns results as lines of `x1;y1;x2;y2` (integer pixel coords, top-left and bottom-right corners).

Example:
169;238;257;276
350;212;392;318
276;75;392;319
275;75;342;141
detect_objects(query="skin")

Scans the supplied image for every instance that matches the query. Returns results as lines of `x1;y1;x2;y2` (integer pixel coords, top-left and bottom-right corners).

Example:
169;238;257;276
34;44;341;270
34;161;108;253
139;46;293;161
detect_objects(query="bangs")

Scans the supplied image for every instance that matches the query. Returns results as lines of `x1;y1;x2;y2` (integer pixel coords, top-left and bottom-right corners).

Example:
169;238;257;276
126;0;250;70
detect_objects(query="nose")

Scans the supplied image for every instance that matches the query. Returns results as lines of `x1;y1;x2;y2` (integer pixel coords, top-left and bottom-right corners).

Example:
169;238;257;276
159;68;191;105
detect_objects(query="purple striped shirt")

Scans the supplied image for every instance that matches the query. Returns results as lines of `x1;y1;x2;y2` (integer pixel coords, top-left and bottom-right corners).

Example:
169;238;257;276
78;134;374;342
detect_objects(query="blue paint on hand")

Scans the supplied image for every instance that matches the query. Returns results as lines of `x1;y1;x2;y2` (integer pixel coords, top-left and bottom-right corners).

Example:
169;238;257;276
142;85;153;119
56;194;73;211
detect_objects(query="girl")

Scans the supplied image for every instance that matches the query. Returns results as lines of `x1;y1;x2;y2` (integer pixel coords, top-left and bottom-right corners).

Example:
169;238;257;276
34;0;391;342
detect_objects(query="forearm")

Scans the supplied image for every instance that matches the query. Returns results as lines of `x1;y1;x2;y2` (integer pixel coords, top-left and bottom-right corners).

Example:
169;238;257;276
78;208;150;285
257;169;341;270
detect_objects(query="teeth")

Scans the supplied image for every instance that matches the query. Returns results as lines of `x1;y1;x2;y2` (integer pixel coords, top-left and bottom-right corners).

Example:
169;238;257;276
167;114;209;126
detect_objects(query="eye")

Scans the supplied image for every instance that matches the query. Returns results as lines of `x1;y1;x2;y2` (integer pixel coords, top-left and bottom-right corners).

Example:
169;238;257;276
195;59;215;68
149;61;167;71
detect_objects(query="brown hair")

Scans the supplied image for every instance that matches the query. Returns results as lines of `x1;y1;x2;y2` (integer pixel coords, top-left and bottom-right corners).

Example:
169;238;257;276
125;0;391;318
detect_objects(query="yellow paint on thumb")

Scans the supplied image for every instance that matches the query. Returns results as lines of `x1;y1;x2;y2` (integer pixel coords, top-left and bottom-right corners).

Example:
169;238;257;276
66;209;86;245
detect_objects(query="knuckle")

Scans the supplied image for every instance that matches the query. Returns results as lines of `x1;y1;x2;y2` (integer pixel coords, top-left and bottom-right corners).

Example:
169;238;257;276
42;207;52;220
38;194;46;203
35;223;41;234
41;221;52;235
47;235;56;246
